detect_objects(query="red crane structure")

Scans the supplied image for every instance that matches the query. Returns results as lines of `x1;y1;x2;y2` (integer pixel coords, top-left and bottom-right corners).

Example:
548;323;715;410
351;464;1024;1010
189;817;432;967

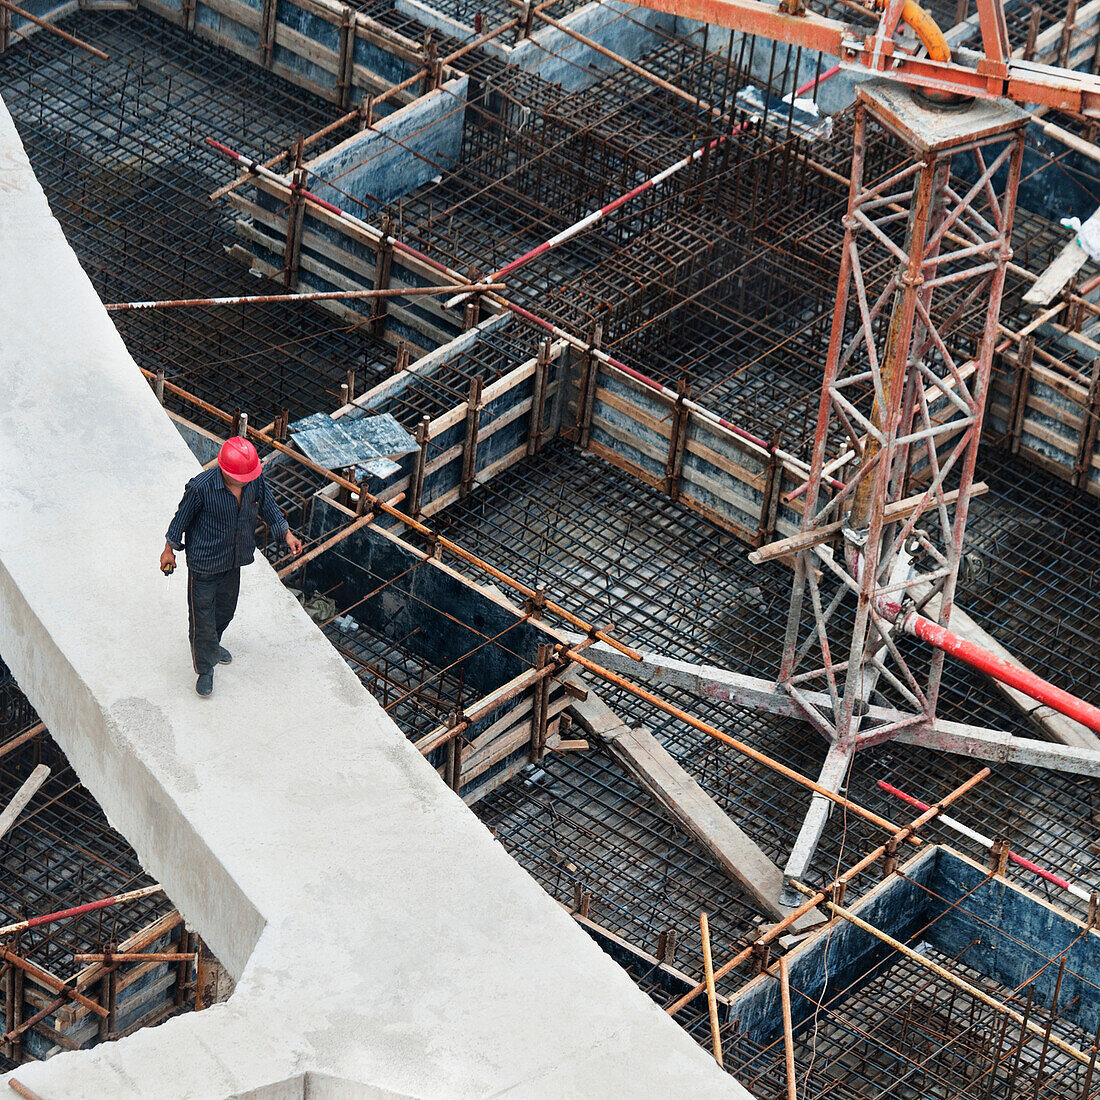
632;0;1100;900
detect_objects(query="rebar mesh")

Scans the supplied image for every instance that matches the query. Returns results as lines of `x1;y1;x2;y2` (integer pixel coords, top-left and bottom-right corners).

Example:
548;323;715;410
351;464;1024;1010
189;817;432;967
0;663;172;980
0;10;394;427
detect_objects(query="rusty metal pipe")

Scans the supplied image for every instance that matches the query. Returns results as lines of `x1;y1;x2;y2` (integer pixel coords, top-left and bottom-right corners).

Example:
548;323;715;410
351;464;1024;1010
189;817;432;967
106;284;503;311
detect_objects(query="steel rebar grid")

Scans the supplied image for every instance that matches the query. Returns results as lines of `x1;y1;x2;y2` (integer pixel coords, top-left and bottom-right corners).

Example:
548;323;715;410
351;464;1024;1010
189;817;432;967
0;11;396;430
435;438;1100;897
729;945;1099;1099
0;663;174;980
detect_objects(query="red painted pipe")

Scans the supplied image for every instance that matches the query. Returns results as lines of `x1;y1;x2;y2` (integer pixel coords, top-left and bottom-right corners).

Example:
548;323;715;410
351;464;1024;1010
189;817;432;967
902;612;1100;735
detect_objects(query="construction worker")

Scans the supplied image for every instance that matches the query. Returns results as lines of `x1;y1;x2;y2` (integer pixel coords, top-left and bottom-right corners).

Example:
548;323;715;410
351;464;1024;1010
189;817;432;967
160;436;303;697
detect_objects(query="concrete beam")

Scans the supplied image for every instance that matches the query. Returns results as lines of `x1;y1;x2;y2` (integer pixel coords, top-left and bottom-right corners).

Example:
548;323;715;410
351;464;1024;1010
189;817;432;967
585;644;1100;778
0;95;747;1099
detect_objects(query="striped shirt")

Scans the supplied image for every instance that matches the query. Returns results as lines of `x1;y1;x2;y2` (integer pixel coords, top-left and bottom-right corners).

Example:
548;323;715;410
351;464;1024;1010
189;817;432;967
166;468;289;574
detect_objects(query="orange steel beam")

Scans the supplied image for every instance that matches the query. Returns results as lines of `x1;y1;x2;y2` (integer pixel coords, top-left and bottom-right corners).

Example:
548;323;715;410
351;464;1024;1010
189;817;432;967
631;0;1100;114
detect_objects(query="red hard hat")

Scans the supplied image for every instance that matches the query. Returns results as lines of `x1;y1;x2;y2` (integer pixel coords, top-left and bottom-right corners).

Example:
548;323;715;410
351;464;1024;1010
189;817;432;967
217;437;262;483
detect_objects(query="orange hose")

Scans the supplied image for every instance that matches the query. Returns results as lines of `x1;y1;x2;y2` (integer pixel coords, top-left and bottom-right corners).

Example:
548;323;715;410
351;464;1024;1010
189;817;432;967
901;0;951;63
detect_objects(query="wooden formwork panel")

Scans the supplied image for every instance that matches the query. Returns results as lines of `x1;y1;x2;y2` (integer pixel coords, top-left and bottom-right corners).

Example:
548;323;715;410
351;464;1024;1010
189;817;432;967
137;0;424;107
988;347;1100;497
565;352;804;548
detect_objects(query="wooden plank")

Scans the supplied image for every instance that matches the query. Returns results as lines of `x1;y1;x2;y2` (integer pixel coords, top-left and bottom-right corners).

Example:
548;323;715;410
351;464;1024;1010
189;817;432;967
481;356;540;405
274;22;340;75
247;175;457;286
594;385;674;440
1076;359;1100;487
238;245;438;351
422;440;464;478
588;438;666;492
463;696;537;759
1023;238;1092;308
421;441;531;517
459;702;570;785
582;641;1100;777
568;685;822;930
0;765;49;843
599;359;678;410
1026;359;1090;407
683;430;767;490
352;18;422;62
242;232;453;349
1021;390;1087;432
590;412;668;467
751;484;987;565
460;749;535;805
230;196;459;330
678;489;761;547
1017;413;1079;455
479;392;536;438
1016;441;1079;483
196;0;261;30
678;461;762;517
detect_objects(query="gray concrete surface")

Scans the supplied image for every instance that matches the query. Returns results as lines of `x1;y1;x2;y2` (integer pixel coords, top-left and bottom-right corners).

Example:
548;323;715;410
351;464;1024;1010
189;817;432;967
512;0;675;91
307;79;468;210
0;97;751;1098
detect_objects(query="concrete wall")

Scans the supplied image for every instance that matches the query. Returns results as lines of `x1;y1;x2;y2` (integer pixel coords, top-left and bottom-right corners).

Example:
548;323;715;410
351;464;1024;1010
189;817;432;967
512;0;675;92
933;849;1100;1035
307;497;540;692
137;0;423;110
171;411;223;465
0;94;748;1099
395;0;513;61
725;847;940;1051
307;78;468;210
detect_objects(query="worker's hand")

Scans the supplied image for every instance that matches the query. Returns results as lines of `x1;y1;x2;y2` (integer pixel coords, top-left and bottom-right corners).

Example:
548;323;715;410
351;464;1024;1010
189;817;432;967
159;545;176;574
286;531;304;556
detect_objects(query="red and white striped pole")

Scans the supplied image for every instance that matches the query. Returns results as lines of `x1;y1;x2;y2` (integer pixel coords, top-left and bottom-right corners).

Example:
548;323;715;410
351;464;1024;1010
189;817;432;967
446;65;843;308
878;780;1092;902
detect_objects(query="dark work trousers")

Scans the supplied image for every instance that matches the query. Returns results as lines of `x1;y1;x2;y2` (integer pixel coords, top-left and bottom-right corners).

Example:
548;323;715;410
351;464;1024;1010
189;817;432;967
187;567;241;675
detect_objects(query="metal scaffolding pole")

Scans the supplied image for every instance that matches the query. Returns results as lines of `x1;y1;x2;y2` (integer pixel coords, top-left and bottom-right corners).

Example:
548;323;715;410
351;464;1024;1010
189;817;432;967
775;83;1028;893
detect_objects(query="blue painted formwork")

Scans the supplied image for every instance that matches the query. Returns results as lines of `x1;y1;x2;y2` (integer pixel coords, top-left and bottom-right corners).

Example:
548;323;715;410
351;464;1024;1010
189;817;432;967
237;185;457;348
726;845;1100;1052
138;0;422;105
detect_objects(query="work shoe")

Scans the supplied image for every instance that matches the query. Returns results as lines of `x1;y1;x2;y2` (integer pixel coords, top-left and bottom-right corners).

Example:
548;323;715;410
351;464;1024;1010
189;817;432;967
218;646;232;664
196;672;214;697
